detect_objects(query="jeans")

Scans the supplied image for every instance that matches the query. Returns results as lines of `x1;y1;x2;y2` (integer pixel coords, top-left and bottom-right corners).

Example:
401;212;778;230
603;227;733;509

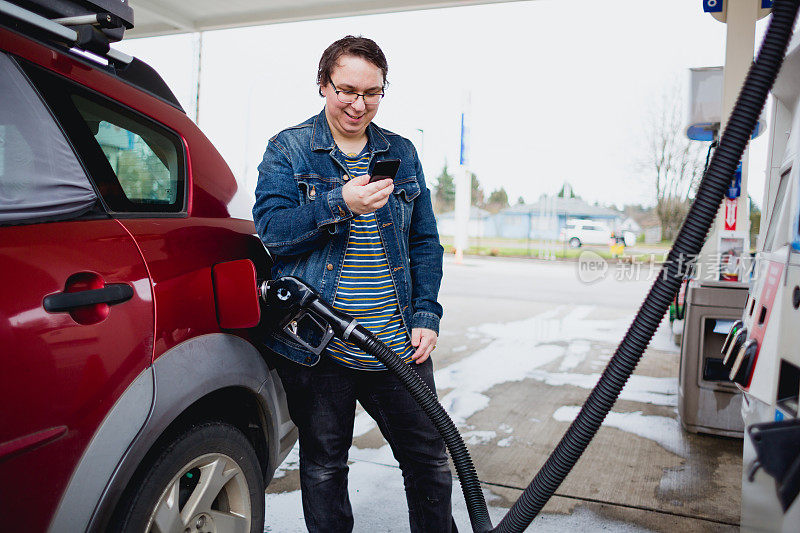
276;356;457;533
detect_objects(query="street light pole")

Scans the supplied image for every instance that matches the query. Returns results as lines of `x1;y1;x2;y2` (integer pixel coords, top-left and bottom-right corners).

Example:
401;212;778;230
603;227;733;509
454;93;471;264
189;32;203;125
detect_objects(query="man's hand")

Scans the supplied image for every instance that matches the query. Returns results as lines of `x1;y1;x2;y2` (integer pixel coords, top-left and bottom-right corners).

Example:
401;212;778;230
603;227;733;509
342;175;394;215
411;328;438;364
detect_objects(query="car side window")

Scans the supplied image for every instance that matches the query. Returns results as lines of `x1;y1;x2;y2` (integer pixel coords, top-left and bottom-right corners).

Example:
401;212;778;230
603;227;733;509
0;53;96;225
72;95;180;206
19;60;186;215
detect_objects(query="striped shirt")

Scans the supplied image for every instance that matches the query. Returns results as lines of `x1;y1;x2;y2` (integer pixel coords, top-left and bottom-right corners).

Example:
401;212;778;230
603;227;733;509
325;147;414;370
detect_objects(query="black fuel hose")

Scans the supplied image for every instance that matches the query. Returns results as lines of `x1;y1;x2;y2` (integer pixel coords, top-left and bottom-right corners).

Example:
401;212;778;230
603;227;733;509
495;1;799;530
351;324;493;531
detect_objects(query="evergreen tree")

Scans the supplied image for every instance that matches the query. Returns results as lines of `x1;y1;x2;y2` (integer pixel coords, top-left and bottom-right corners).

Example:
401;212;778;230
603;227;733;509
434;163;455;212
557;183;578;198
485;187;509;213
470;172;484;207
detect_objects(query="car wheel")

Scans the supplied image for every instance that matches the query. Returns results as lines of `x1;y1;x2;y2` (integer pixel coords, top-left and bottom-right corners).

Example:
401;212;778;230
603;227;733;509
114;422;265;533
569;237;581;248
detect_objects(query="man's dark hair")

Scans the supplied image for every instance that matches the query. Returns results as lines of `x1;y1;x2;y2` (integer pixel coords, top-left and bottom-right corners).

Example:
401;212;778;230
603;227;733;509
317;36;388;96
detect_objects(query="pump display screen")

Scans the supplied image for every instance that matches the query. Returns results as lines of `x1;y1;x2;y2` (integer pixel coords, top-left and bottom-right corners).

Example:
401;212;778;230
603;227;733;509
765;168;791;251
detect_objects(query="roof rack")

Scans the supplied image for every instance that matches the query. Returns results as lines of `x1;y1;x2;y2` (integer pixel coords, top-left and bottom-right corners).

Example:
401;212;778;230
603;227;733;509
0;0;185;112
19;0;132;39
0;0;133;65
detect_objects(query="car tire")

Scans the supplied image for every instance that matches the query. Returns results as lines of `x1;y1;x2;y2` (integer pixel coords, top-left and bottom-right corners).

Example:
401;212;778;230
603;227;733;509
112;422;265;533
569;237;581;248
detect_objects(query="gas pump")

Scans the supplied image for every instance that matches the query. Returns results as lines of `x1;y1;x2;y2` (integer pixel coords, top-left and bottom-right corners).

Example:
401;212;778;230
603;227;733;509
727;20;800;529
677;1;772;438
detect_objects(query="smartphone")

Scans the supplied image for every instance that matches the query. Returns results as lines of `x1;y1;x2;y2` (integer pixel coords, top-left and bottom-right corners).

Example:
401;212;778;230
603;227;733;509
369;159;401;183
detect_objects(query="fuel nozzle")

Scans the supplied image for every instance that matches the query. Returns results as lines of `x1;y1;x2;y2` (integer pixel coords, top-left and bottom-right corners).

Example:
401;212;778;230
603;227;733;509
730;339;758;387
721;320;743;359
259;276;358;356
722;321;746;368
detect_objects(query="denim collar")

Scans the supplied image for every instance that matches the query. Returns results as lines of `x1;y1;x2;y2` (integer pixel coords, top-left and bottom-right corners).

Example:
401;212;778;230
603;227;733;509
310;108;390;154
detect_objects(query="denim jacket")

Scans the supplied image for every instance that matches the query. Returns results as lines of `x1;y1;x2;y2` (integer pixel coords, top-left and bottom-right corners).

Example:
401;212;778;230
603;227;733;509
253;109;444;367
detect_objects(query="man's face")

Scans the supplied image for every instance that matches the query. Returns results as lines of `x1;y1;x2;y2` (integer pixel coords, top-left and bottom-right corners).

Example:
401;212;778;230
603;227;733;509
320;54;384;140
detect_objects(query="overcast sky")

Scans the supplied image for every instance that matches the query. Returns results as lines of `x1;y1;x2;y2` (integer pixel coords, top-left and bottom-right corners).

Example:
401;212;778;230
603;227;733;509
117;0;773;219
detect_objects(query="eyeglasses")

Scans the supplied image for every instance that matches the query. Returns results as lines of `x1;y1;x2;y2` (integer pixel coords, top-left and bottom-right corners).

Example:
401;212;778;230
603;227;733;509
330;81;384;105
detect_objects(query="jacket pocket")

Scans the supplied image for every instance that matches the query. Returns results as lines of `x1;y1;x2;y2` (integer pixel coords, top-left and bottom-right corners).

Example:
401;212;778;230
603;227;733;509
392;178;420;230
295;174;337;205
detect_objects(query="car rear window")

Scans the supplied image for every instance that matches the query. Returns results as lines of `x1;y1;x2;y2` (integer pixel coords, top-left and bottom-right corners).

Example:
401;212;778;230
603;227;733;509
0;53;97;224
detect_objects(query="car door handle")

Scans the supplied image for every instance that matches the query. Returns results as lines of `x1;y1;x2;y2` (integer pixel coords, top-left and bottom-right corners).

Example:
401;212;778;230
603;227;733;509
43;283;134;312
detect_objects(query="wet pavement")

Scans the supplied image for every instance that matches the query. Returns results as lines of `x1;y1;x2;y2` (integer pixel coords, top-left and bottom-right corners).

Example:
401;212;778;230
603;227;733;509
264;255;742;532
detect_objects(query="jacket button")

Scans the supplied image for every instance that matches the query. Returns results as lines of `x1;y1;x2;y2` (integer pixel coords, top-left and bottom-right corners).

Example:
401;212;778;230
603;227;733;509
327;263;334;271
342;174;349;181
305;356;312;363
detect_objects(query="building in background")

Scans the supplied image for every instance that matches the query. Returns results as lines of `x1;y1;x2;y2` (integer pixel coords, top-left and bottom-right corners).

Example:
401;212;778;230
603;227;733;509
435;206;491;238
487;196;624;240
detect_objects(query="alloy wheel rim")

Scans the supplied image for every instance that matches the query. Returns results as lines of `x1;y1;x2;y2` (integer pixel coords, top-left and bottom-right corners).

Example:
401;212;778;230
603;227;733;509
145;452;251;533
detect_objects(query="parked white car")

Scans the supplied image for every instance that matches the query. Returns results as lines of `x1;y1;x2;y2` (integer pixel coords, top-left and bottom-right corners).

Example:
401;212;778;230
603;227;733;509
560;220;612;248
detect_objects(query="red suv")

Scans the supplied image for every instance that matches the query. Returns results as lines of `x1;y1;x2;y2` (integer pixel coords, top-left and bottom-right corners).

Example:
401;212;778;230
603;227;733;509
0;2;296;532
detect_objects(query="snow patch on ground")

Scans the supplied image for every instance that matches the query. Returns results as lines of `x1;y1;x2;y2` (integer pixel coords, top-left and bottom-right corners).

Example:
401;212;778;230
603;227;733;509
353;411;376;437
528;370;677;406
648;317;681;353
473;305;625;346
462;430;497;445
553;406;687;457
559;339;592;371
439;390;492;426
497;436;515;447
436;343;565;391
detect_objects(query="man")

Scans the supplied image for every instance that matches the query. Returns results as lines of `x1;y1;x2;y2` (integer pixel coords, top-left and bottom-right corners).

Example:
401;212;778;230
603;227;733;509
253;36;455;532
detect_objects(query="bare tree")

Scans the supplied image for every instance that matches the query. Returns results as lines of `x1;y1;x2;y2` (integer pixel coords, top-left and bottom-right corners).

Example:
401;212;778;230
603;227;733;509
643;86;707;241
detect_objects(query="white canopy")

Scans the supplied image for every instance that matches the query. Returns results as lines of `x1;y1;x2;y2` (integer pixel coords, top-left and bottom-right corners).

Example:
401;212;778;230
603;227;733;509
128;0;527;38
